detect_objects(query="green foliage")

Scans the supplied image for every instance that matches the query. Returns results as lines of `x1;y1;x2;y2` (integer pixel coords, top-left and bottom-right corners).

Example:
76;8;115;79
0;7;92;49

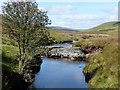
2;0;51;72
2;34;18;46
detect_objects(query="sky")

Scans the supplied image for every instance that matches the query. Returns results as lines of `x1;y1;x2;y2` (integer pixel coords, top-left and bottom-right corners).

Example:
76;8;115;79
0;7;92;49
0;0;119;29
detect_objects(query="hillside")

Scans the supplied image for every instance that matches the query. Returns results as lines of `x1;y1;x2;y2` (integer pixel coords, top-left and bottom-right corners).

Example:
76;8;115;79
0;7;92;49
81;21;119;35
48;26;79;32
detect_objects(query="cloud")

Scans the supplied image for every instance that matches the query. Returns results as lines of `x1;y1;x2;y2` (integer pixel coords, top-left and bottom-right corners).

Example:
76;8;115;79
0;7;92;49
103;7;118;15
104;15;118;22
46;5;75;15
111;7;118;14
50;14;104;29
50;13;118;29
41;2;118;29
102;7;118;21
60;14;104;21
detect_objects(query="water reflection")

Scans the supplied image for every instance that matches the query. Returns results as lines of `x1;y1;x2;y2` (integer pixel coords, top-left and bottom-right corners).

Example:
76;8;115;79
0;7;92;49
31;57;88;88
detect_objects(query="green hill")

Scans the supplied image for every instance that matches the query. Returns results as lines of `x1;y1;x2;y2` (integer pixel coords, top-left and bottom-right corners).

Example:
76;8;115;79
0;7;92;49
82;21;119;35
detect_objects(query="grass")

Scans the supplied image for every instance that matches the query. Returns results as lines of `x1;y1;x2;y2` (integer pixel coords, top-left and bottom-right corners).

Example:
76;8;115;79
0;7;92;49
73;36;113;49
48;29;78;43
82;36;119;88
2;44;19;72
80;21;119;35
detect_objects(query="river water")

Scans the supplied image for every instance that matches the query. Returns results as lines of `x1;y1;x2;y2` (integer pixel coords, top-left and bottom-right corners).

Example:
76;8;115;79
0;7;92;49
30;43;88;89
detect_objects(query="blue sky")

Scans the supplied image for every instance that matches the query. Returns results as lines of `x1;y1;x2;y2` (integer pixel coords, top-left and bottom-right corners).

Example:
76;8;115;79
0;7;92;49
0;0;119;29
37;2;118;29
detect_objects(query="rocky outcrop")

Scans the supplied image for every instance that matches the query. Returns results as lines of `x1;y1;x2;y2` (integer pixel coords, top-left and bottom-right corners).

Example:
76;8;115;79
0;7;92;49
83;46;103;54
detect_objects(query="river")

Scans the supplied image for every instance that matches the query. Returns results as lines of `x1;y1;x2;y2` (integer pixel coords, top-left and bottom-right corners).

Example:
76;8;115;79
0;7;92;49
30;43;88;89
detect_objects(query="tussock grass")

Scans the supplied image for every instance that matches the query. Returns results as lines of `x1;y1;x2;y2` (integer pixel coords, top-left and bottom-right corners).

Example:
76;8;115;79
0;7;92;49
83;37;119;88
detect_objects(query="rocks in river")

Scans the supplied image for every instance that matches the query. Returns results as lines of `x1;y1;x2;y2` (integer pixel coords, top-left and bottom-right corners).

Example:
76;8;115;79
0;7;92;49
47;47;85;61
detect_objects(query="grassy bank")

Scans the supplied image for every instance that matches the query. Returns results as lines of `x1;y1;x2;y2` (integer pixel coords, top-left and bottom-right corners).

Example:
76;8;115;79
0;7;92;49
74;35;119;88
1;34;21;89
2;33;43;89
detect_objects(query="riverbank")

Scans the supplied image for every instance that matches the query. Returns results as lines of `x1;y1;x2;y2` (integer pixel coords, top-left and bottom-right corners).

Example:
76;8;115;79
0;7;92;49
2;35;42;90
73;35;119;88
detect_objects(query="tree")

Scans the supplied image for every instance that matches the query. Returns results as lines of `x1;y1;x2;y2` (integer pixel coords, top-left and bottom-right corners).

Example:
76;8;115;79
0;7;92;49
2;0;51;73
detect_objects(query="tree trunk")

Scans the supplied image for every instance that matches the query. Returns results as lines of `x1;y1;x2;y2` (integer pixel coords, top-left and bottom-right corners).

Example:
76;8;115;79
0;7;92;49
18;34;22;72
19;60;23;73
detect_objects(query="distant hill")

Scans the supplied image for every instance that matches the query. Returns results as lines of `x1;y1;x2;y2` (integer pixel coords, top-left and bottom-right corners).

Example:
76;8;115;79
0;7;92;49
48;26;80;32
82;21;119;34
48;21;119;35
